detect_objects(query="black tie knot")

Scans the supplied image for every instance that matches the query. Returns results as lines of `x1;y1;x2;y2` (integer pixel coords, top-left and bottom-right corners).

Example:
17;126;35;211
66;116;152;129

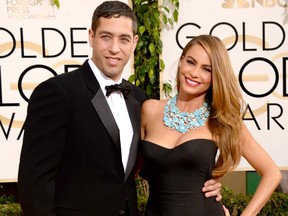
105;83;131;97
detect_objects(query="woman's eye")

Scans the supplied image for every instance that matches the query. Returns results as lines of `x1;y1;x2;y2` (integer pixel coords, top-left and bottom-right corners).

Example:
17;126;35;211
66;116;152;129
204;68;212;72
187;60;194;64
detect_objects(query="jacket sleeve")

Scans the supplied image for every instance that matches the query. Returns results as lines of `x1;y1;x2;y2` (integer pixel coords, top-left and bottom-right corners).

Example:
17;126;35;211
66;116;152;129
18;78;69;216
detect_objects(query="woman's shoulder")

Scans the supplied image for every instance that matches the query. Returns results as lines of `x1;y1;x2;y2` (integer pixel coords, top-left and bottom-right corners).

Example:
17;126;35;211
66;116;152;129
141;99;168;125
142;99;169;117
142;98;168;109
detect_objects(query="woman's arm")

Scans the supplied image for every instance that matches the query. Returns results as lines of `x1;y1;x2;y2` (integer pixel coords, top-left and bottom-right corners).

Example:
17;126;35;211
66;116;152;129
240;123;282;216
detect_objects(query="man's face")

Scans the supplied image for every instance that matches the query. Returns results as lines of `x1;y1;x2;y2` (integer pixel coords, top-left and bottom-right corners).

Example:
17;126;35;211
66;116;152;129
89;16;138;82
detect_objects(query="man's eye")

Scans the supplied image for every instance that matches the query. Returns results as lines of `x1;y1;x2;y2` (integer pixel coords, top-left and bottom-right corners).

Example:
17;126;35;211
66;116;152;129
121;38;130;43
101;35;110;39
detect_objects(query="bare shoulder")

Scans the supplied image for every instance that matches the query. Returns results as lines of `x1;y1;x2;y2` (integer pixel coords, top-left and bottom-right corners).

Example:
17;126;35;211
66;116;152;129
141;99;168;128
142;99;168;116
142;99;167;110
142;98;166;107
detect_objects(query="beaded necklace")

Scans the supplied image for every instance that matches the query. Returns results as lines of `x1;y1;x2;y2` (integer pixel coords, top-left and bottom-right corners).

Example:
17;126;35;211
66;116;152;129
163;95;210;133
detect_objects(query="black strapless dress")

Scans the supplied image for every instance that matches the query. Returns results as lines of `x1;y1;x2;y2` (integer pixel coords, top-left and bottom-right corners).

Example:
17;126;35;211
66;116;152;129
140;139;224;216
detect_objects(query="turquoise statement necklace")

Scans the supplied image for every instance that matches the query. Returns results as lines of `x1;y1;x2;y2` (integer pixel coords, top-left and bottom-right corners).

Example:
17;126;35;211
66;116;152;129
163;95;210;133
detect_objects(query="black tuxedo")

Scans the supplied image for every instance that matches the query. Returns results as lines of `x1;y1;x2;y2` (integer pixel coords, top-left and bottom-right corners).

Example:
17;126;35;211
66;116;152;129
18;60;148;216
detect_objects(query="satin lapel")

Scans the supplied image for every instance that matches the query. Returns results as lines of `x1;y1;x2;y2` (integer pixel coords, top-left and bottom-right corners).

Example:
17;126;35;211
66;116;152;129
91;90;121;154
124;88;141;181
81;61;121;154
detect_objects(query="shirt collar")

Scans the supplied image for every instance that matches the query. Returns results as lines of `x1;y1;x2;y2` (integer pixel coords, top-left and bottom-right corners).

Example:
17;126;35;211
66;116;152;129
88;59;123;95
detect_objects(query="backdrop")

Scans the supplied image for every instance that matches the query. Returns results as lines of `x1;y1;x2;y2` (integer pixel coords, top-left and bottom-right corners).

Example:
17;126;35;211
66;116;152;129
161;0;288;170
0;0;287;182
0;0;131;182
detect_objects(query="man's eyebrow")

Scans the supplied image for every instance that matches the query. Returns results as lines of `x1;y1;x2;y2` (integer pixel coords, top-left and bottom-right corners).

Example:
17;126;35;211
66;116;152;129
99;30;132;39
98;30;112;35
120;34;132;38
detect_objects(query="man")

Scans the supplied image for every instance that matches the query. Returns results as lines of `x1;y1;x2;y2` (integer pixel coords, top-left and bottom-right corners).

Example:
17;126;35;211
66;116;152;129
18;1;221;216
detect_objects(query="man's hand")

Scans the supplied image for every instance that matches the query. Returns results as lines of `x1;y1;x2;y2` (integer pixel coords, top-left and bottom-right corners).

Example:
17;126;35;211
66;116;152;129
202;178;222;201
223;205;230;216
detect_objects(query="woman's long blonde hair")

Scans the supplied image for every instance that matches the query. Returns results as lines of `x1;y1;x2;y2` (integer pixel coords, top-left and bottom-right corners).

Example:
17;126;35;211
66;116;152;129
176;35;245;178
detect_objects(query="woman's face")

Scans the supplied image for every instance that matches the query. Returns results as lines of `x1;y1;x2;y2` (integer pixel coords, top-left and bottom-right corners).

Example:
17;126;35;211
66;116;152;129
178;44;212;99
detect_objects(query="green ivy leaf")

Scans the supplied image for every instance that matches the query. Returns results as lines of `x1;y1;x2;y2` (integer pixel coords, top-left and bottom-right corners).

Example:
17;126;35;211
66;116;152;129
54;0;60;8
163;82;173;97
132;0;179;99
128;74;136;83
148;69;154;79
139;26;146;35
149;43;156;56
173;9;179;22
159;59;165;71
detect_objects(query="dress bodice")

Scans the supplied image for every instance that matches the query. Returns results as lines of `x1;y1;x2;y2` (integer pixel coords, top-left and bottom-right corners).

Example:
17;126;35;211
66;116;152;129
140;139;224;216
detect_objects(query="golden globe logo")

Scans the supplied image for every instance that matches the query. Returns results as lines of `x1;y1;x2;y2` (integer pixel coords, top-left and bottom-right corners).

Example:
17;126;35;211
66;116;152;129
5;0;59;19
222;0;288;8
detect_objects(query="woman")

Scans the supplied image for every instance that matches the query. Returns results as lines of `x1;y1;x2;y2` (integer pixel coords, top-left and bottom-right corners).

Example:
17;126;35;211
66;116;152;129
139;35;281;216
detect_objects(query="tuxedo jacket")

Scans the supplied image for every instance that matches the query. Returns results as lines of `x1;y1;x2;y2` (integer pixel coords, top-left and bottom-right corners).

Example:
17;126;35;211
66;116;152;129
18;60;148;216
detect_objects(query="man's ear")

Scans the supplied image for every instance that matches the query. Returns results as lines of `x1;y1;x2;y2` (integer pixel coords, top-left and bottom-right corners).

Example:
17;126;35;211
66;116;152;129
88;29;94;47
133;35;139;50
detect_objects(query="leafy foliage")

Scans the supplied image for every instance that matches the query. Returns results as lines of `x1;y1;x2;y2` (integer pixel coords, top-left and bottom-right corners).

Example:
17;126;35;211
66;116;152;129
136;176;149;215
282;0;288;25
137;184;288;216
0;203;22;216
1;186;287;216
221;186;288;216
0;195;22;215
130;0;179;99
53;0;60;8
0;195;17;205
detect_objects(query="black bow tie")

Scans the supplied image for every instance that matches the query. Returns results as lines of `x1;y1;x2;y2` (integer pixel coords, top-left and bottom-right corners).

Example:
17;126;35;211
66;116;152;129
105;82;131;97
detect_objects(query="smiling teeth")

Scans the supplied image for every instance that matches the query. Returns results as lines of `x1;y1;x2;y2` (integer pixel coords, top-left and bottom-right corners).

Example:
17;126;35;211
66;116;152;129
186;78;198;85
108;58;119;63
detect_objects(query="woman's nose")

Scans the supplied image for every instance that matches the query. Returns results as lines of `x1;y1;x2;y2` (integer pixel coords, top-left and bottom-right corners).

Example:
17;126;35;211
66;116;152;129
189;68;199;77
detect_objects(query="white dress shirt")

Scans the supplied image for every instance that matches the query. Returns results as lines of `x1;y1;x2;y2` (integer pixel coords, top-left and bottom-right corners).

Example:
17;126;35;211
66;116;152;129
88;59;133;172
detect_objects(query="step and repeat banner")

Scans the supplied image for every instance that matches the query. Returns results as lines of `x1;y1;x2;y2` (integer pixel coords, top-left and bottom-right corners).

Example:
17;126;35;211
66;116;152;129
0;0;287;181
0;0;131;182
161;0;288;169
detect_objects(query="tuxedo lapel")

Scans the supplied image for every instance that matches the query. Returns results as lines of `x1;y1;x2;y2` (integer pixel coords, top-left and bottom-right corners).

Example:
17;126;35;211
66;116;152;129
81;61;121;155
123;83;141;181
91;90;121;154
91;87;140;180
84;67;141;179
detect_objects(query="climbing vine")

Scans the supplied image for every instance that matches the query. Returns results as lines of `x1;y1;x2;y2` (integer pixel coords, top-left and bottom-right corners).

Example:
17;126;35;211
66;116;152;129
130;0;179;99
